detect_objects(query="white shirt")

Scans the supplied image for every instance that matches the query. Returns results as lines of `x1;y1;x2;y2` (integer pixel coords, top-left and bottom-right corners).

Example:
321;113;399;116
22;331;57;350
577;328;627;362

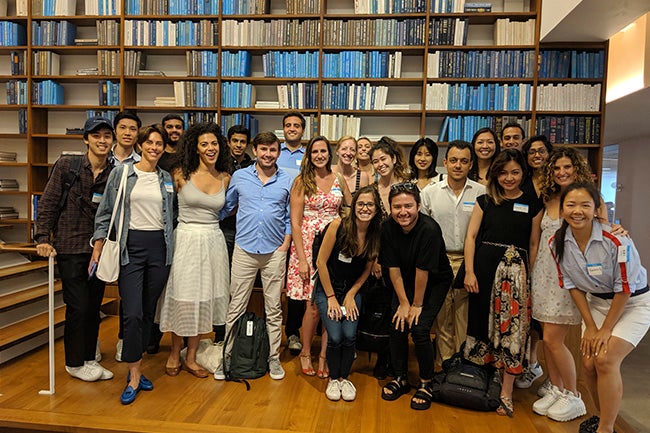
129;165;163;230
420;176;485;253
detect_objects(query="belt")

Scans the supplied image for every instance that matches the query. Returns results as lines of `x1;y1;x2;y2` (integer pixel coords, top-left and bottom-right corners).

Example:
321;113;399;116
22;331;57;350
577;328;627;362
591;285;649;300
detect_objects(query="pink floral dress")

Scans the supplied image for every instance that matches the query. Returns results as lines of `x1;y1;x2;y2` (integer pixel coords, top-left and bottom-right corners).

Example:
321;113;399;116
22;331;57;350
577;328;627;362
286;176;343;300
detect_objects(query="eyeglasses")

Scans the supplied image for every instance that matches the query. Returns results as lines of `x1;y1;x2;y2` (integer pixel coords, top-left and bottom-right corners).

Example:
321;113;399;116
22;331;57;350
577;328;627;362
528;148;548;156
355;201;376;210
390;182;418;193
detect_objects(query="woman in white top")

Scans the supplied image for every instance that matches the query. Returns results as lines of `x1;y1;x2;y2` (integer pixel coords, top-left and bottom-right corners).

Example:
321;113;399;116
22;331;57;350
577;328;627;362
93;124;176;405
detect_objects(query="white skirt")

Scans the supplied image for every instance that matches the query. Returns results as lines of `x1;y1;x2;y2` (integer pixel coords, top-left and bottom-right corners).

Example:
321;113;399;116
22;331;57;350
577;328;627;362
158;222;230;336
585;291;650;347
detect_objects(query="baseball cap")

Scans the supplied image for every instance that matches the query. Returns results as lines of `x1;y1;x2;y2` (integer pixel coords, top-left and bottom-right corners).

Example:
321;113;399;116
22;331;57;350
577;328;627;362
83;116;114;136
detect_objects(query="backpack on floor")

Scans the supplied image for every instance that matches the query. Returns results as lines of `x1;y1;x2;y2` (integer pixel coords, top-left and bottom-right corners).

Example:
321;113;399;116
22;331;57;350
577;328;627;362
224;312;270;386
356;276;392;353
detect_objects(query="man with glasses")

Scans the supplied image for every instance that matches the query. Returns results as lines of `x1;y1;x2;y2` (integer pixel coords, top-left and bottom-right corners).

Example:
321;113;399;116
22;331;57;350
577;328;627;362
420;140;486;368
379;182;452;410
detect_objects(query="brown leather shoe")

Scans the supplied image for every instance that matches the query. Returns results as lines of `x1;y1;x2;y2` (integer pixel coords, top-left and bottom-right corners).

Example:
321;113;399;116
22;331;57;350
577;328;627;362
165;364;181;377
182;362;209;378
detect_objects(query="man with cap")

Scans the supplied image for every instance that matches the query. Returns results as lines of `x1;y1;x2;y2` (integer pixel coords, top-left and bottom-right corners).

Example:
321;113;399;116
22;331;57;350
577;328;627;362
35;116;116;382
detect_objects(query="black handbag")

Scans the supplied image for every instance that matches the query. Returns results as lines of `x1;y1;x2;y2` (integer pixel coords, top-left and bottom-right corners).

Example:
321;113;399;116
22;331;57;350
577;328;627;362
356;276;392;353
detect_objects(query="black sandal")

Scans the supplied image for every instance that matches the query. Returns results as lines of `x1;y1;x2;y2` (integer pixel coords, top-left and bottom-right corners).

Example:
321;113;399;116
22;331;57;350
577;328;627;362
410;382;433;410
381;377;410;401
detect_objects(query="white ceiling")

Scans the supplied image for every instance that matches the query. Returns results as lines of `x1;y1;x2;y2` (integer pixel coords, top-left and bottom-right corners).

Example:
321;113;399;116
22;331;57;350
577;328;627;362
603;86;650;145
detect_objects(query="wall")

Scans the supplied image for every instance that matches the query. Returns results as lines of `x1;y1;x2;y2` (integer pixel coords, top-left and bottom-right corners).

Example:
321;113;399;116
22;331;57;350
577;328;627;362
539;0;581;40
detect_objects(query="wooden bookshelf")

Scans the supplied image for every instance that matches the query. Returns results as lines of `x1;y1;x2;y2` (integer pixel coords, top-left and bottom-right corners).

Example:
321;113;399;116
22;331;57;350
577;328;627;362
0;0;607;242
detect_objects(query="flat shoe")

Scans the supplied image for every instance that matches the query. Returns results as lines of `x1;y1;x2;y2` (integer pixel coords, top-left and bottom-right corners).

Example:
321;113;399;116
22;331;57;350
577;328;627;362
182;362;209;378
381;378;410;401
126;373;154;391
165;365;181;377
120;385;139;405
497;396;514;417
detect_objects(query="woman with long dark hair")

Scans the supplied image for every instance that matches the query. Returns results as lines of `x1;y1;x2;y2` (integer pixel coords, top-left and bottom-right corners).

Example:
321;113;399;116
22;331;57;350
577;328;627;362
468;127;500;186
408;137;439;190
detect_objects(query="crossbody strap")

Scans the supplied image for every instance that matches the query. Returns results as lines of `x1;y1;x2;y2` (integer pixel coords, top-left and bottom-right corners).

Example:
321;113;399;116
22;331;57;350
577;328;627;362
106;166;129;243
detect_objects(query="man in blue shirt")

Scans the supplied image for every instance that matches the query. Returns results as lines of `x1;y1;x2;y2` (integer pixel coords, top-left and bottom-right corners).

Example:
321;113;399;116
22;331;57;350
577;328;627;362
218;131;293;380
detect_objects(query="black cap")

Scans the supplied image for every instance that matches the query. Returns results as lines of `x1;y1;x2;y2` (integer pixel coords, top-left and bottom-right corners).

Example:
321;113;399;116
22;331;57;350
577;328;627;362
83;116;114;135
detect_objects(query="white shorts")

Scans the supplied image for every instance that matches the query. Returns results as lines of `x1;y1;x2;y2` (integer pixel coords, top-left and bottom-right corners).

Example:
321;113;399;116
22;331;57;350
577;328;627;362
583;292;650;347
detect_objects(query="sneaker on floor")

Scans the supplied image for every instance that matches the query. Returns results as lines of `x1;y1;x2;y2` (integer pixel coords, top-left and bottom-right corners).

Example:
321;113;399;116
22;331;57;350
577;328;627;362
95;341;102;362
66;364;102;382
340;379;357;401
515;362;543;388
287;335;302;355
115;339;123;362
214;365;225;381
532;384;563;415
547;390;587;422
326;380;341;401
86;360;114;380
269;358;285;380
536;377;552;397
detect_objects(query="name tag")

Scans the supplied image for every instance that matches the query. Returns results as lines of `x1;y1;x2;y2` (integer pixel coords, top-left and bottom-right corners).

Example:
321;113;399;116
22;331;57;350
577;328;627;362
513;203;529;213
246;320;254;336
164;182;174;193
295;159;302;166
462;201;474;212
92;192;103;203
587;263;603;276
338;252;352;263
617;245;629;263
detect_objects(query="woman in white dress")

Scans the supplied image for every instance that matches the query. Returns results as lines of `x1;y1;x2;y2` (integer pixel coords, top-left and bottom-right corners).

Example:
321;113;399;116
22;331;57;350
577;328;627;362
159;122;231;378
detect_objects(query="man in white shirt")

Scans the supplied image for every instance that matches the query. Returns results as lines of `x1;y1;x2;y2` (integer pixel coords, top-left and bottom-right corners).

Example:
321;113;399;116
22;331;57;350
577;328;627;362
420;140;486;366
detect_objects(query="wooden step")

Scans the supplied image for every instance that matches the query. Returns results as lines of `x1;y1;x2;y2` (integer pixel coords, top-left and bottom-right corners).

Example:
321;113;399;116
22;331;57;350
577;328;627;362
0;261;49;279
0;280;63;311
0;297;115;351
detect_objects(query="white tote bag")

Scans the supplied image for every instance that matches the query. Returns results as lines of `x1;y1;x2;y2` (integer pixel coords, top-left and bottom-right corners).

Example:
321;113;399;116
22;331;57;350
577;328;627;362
96;166;128;283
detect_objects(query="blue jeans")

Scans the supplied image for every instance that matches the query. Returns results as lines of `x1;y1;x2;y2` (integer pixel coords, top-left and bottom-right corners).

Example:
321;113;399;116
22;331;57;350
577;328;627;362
315;288;362;379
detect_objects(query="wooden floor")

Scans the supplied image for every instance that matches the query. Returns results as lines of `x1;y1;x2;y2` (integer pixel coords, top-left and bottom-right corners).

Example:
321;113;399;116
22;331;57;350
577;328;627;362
0;315;637;433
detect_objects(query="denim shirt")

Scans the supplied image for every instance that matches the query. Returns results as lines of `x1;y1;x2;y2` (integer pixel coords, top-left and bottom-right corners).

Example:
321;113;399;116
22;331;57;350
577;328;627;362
93;163;176;265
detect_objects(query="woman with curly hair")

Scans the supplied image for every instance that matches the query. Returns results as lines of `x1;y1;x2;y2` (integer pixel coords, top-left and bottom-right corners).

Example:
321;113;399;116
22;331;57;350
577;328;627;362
158;122;231;379
408;137;440;190
288;136;352;378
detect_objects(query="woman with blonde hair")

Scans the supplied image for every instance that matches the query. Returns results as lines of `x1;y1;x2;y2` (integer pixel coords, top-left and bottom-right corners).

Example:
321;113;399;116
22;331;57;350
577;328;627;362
333;135;370;195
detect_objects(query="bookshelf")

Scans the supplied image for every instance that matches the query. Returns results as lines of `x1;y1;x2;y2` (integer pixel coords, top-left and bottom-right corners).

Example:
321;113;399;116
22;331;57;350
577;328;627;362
0;0;608;242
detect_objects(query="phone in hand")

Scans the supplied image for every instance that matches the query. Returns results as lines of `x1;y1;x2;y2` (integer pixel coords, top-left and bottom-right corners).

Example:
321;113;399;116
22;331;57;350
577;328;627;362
339;306;347;317
88;261;97;280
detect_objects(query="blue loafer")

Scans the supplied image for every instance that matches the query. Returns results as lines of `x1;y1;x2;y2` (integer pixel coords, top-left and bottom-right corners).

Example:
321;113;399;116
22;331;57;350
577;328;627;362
120;385;139;405
126;373;154;391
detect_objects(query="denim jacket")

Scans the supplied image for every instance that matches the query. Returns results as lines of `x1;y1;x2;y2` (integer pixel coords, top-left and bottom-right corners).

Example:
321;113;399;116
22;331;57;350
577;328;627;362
93;163;176;265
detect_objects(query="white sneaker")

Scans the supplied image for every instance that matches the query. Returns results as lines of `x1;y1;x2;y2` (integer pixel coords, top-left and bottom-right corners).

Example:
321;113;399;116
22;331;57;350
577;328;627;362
537;377;552;397
340;379;357;401
115;339;123;362
66;364;102;382
214;365;225;381
515;362;543;388
95;341;102;362
269;358;285;380
547;390;587;422
532;384;563;415
326;379;341;401
86;360;114;380
287;335;302;355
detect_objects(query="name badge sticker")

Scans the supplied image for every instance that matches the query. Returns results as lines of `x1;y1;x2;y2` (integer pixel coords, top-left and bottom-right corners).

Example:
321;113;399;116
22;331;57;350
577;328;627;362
164;182;174;193
513;203;529;213
462;201;474;212
92;192;103;203
338;252;352;263
617;245;629;263
587;263;603;276
295;159;302;166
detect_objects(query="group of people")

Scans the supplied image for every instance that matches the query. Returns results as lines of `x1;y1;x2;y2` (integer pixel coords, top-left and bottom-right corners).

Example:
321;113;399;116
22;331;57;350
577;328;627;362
34;111;648;433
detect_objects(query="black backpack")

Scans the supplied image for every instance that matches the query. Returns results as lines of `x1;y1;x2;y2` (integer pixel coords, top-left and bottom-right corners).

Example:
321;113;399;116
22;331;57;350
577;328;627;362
224;312;270;389
356;276;392;353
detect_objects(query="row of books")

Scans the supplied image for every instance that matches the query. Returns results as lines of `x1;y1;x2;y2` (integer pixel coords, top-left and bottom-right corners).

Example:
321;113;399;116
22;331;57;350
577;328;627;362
220;113;259;139
536;84;601;112
221;0;268;15
98;49;119;75
0;22;26;46
220;82;255;108
493;19;535;46
431;0;471;13
124;20;217;46
33;0;76;16
32;79;64;104
427;50;535;78
354;0;426;14
426;82;532;111
9;50;26;75
438;115;531;142
168;81;221;108
321;83;389;110
97;19;119;45
536;116;601;144
0;206;19;220
277;83;318;109
186;50;219;77
221;19;320;47
0;179;19;191
1;0;27;15
98;79;120;106
322;51;402;79
84;0;121;15
538;50;605;79
123;50;146;75
5;80;27;104
32;51;61;75
0;151;17;162
263;51;319;78
428;18;467;46
285;0;319;14
221;51;251;77
323;19;426;46
125;0;218;15
31;20;76;46
320;114;361;141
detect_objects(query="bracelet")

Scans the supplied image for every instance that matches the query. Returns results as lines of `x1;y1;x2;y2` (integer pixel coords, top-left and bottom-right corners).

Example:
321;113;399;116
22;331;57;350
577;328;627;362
327;293;335;298
412;304;422;308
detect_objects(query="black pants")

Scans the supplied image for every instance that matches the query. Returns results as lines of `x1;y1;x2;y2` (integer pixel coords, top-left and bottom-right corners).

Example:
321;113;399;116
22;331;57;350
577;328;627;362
119;230;170;363
57;253;106;367
389;302;438;381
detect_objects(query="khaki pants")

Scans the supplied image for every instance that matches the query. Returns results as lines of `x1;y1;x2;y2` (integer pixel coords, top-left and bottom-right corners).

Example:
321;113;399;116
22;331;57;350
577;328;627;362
433;252;469;367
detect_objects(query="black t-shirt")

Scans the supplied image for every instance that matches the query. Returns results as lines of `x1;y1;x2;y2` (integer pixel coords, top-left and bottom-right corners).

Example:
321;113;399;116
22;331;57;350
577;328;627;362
324;224;371;300
379;214;452;306
158;151;178;173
